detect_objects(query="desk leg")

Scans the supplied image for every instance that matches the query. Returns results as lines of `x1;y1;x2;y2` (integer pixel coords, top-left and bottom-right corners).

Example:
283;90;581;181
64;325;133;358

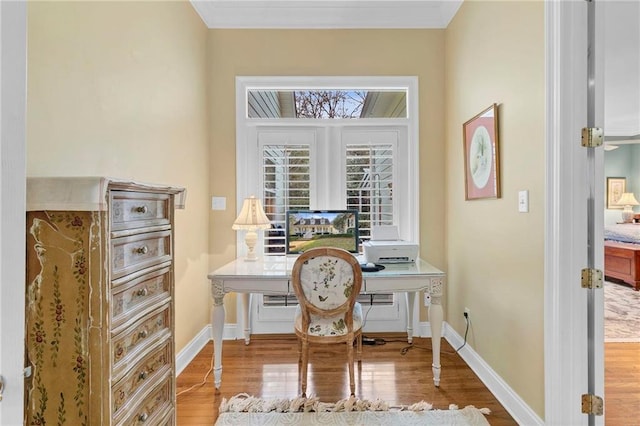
211;280;226;389
241;293;251;345
405;291;416;344
429;297;443;387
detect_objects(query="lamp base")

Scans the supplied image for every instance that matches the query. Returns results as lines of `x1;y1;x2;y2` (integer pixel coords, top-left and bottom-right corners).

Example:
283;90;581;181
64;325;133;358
244;230;259;261
622;207;635;223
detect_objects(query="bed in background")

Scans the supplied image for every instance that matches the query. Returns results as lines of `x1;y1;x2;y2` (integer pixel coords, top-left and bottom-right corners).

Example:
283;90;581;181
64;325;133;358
604;224;640;290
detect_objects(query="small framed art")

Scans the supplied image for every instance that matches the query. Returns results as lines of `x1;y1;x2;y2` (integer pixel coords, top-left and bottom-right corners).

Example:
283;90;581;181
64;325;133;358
606;177;626;209
463;103;500;200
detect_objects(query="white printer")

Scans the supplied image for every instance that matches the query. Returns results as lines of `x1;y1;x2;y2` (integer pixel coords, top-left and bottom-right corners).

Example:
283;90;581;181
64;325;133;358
362;226;419;264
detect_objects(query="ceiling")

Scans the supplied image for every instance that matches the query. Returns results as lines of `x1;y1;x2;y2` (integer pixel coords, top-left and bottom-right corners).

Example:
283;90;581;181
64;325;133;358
189;0;463;29
190;0;639;140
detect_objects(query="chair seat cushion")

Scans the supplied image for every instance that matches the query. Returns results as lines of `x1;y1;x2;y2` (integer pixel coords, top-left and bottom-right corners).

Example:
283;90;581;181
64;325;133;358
294;302;363;337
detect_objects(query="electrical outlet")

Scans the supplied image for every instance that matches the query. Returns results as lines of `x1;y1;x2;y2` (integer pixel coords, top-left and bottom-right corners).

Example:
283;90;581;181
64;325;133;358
423;292;431;307
464;307;470;317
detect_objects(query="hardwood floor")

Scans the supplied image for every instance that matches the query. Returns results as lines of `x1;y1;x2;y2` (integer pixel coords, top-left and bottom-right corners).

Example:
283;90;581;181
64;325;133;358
605;342;640;426
176;337;639;425
176;334;517;425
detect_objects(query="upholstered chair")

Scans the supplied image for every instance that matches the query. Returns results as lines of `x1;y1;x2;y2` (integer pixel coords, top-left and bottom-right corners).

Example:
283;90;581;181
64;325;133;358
291;247;363;397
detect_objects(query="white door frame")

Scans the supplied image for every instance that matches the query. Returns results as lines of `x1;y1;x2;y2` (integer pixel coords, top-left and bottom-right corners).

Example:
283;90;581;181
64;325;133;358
545;1;605;424
0;1;27;424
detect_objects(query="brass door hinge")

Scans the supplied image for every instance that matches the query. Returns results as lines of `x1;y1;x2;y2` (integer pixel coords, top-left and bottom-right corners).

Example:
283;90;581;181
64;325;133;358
581;393;603;416
581;268;603;289
581;127;603;147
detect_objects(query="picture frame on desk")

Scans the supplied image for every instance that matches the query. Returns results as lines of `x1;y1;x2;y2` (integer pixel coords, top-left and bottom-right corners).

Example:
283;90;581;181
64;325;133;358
607;176;626;209
463;103;500;200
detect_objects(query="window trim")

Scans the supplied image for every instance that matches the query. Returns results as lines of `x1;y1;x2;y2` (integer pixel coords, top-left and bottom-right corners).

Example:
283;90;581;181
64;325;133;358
235;76;420;258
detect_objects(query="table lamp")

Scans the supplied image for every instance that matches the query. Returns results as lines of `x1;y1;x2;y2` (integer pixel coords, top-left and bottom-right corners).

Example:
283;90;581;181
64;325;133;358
617;192;639;223
232;195;271;261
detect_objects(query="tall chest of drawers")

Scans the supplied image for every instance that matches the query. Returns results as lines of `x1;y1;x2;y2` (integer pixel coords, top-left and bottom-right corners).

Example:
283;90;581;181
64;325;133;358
25;177;185;425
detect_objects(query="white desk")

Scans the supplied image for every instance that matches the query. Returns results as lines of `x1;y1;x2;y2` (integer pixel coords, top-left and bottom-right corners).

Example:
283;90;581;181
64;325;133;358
208;256;445;388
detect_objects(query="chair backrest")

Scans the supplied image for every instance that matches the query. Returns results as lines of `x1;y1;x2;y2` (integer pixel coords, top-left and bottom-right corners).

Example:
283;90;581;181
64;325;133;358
292;247;362;325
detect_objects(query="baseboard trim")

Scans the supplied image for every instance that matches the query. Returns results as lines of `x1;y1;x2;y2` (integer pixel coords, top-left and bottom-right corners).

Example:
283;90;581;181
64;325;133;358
175;323;238;375
177;321;542;426
175;325;211;375
443;323;543;425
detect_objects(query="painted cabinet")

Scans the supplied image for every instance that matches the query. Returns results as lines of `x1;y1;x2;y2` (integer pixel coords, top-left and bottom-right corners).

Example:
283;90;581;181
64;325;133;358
25;177;185;425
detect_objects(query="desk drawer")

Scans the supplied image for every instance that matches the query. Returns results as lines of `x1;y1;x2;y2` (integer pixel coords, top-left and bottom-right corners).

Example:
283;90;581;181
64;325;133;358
111;191;171;232
224;279;290;294
363;276;433;293
111;231;172;279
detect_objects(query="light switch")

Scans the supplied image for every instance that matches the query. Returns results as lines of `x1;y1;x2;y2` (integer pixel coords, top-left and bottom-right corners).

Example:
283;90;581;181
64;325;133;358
212;196;226;211
518;190;529;213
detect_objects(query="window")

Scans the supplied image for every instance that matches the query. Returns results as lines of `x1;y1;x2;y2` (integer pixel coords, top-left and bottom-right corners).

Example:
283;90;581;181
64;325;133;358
258;129;398;254
236;77;419;334
261;142;312;253
345;142;395;242
247;89;407;119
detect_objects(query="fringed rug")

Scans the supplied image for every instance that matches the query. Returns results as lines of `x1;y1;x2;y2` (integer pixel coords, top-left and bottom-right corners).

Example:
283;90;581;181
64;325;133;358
605;280;640;342
215;393;491;425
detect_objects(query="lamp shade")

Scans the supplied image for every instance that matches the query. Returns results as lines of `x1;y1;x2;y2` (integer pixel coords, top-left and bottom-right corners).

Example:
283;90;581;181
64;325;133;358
232;196;271;230
617;192;639;207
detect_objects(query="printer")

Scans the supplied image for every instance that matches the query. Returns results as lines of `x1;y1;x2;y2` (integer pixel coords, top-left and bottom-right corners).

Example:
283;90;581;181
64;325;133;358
362;226;419;264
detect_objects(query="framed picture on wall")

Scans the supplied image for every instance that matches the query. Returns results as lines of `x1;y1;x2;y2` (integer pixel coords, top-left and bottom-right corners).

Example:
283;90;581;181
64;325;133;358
463;103;500;200
607;177;626;209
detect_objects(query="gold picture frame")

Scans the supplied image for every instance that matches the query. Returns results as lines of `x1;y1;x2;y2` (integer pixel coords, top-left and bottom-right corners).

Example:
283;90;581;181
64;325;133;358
463;104;500;200
607;177;626;209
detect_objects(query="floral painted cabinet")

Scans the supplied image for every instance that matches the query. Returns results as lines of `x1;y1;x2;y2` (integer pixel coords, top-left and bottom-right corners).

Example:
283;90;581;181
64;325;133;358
25;177;185;426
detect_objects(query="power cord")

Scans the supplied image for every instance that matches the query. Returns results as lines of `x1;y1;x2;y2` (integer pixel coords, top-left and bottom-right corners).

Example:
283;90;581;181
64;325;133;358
454;311;470;352
399;311;470;356
176;348;214;397
399;342;458;356
360;298;375;329
360;295;386;345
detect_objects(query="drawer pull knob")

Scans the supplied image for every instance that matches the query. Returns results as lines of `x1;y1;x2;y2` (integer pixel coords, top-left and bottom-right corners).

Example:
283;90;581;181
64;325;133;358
136;287;149;297
138;370;148;380
138;329;148;339
135;245;148;255
138;412;149;422
135;205;148;214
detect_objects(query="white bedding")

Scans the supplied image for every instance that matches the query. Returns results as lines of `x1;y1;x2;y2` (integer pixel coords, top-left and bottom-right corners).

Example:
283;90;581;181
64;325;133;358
604;224;640;244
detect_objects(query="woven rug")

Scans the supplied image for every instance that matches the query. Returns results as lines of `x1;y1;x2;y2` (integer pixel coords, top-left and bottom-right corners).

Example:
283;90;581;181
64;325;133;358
215;394;491;426
605;280;640;342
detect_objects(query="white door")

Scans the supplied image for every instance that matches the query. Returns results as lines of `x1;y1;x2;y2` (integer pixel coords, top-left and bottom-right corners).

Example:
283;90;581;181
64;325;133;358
0;2;27;424
545;1;605;424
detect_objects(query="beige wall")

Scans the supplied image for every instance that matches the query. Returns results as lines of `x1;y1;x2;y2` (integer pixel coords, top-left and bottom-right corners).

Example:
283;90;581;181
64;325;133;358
26;1;211;353
25;1;547;416
207;29;447;321
445;1;545;417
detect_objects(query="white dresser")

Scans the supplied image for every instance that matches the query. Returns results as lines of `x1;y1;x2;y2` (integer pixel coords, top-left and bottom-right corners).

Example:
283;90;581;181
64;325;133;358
25;177;185;425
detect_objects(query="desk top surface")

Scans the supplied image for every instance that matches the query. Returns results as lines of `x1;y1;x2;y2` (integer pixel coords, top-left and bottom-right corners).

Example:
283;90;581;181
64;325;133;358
208;256;445;280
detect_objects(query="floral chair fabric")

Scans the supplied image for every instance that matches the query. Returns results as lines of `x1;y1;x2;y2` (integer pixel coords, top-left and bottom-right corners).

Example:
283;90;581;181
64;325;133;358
291;247;363;397
294;302;363;337
294;255;363;336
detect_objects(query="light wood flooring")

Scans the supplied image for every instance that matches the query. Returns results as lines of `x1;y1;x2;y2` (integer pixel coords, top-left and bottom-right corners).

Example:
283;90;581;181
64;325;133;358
177;336;639;425
604;342;640;425
176;334;517;425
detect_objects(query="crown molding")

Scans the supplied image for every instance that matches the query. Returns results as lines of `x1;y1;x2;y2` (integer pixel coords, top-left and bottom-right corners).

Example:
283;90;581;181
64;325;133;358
190;0;463;29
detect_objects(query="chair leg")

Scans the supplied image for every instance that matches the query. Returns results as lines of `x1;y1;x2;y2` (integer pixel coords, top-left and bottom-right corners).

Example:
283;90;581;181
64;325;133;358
347;339;355;396
356;333;362;363
301;339;309;398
